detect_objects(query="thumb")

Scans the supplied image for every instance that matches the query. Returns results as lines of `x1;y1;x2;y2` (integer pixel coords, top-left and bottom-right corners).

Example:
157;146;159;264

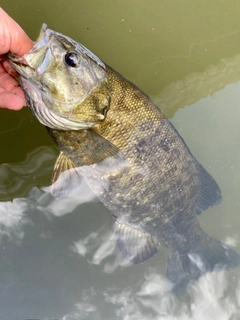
0;8;33;56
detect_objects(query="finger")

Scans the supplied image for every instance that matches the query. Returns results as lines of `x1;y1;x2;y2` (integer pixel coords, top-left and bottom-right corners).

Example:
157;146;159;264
2;60;19;77
0;91;26;110
0;84;26;101
10;85;26;101
0;8;33;56
0;64;20;91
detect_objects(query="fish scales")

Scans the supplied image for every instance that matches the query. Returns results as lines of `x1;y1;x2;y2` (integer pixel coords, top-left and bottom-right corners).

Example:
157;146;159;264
7;24;240;294
49;67;199;234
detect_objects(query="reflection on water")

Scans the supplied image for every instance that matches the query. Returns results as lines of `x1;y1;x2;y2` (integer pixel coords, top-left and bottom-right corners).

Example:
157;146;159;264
1;81;240;318
1;186;239;320
0;198;30;243
1;1;240;319
0;146;56;200
62;271;240;320
158;54;240;117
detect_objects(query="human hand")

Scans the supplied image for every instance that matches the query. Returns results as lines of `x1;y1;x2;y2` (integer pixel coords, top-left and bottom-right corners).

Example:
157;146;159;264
0;8;33;110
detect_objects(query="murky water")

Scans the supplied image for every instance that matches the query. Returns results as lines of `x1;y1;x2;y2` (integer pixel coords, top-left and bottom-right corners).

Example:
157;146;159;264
1;1;240;319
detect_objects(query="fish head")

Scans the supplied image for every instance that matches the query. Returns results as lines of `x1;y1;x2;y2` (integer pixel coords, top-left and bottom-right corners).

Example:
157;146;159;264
7;24;108;130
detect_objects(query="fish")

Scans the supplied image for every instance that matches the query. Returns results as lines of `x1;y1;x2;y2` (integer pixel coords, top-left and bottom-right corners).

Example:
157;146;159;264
7;24;240;294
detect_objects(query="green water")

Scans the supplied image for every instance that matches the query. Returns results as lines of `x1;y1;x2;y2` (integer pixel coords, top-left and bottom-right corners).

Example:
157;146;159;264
1;1;240;319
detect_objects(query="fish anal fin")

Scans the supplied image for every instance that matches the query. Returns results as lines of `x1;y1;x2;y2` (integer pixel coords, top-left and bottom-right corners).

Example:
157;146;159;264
114;221;160;264
51;152;82;198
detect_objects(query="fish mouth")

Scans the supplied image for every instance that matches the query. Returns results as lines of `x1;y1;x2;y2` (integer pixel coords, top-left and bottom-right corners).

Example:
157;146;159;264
6;24;106;131
7;23;53;79
7;55;35;79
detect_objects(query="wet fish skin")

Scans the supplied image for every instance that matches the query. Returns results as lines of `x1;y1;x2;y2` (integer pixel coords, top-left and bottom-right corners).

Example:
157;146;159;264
7;25;240;294
48;65;216;241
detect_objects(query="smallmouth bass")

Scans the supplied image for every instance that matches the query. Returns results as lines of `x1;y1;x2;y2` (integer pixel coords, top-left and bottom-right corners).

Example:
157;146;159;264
7;24;240;294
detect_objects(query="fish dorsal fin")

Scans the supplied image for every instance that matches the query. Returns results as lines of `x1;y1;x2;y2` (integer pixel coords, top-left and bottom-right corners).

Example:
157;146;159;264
51;151;82;198
114;220;160;264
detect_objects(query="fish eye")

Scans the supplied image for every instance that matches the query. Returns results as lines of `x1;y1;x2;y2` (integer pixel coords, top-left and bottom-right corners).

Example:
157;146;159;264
65;51;80;67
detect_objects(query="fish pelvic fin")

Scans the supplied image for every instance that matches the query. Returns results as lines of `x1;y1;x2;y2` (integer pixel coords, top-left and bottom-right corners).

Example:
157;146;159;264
195;161;222;215
51;152;82;198
167;236;240;295
114;220;160;264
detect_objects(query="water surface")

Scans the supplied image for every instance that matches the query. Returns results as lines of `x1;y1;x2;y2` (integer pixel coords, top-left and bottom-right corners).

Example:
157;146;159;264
1;1;240;319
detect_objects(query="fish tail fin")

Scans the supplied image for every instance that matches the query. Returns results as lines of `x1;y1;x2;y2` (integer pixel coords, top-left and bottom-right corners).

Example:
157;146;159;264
167;236;240;295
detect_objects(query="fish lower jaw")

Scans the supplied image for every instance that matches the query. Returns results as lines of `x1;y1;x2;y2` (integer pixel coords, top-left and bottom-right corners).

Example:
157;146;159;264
7;56;35;78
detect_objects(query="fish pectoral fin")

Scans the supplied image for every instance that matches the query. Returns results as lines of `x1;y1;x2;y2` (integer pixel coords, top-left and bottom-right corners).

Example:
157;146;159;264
114;220;160;264
80;129;125;165
51;152;82;198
